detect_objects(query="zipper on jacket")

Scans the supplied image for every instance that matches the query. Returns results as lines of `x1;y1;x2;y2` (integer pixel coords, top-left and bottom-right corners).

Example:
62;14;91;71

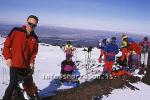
21;33;28;67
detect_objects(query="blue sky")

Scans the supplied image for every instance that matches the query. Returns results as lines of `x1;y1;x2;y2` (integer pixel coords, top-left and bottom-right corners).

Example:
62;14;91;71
0;0;150;33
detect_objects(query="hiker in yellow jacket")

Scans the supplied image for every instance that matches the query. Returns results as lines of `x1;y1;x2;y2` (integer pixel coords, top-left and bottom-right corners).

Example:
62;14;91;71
122;34;128;48
120;34;129;63
64;41;76;59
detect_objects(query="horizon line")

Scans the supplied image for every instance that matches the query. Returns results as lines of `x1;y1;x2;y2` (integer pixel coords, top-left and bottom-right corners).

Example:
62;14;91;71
0;22;149;36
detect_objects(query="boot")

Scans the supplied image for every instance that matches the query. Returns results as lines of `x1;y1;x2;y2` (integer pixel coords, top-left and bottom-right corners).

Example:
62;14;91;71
100;71;109;79
138;67;144;75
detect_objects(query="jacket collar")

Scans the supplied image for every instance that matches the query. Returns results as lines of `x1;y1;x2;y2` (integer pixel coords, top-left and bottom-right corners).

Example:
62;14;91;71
21;25;35;35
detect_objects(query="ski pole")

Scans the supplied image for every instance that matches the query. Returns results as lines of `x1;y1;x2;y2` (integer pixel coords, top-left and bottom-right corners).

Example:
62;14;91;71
0;47;5;84
84;50;87;64
87;52;90;70
1;53;8;85
1;54;5;84
2;68;5;84
75;49;77;62
85;49;89;80
5;65;8;85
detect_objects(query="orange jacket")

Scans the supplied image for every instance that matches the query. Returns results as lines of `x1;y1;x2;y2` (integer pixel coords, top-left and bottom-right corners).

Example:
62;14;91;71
2;26;38;68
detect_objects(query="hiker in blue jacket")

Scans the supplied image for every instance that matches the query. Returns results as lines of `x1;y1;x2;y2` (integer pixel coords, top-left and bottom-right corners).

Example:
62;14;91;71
102;37;119;78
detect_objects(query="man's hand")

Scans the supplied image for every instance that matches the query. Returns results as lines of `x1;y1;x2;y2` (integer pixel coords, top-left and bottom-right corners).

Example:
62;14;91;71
30;63;34;69
30;63;35;74
5;59;12;67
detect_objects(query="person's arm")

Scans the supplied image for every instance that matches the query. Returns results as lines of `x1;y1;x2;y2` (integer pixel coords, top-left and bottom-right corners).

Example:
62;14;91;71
73;62;77;70
115;49;119;54
2;29;16;60
121;41;127;48
97;42;101;49
2;28;16;67
121;48;127;61
73;47;76;51
103;45;107;52
115;45;119;54
64;45;68;52
147;42;150;52
139;41;143;47
30;41;39;68
2;37;12;60
148;41;150;48
61;61;64;69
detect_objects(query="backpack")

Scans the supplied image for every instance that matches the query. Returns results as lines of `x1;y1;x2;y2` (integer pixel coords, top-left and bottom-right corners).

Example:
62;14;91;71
61;60;75;73
127;38;141;55
63;65;74;72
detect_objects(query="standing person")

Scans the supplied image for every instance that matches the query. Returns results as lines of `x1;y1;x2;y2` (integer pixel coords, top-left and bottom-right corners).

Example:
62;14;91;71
120;34;129;70
127;38;141;71
121;34;128;60
87;46;93;62
64;41;76;59
2;15;39;100
139;37;150;70
98;39;107;63
102;37;119;78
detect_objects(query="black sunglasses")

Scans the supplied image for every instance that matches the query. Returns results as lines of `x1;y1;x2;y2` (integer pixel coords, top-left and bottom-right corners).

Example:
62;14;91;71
28;22;37;28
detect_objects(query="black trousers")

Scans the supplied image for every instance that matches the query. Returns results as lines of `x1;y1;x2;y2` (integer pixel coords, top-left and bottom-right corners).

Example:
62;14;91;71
3;67;33;100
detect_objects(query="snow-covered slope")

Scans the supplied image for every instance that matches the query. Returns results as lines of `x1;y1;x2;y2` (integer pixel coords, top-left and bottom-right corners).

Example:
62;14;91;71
103;82;150;100
0;37;101;98
0;37;150;100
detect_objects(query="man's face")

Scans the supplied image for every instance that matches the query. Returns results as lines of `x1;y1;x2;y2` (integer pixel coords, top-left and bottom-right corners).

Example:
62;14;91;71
26;18;38;32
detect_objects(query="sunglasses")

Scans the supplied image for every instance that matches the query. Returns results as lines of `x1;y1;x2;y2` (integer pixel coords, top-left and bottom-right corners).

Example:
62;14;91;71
28;22;37;28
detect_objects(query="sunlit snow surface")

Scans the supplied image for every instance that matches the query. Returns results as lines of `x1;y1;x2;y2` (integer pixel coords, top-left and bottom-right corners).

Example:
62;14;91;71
0;37;150;99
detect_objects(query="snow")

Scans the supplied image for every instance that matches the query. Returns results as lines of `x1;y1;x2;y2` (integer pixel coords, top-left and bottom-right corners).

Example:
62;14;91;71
0;36;150;99
103;82;150;100
0;37;101;98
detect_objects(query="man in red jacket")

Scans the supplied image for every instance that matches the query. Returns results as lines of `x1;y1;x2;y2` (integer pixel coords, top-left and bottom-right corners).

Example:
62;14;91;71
2;15;39;100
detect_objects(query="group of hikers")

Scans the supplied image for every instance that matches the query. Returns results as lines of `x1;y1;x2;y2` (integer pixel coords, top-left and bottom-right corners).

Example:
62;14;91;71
62;34;150;79
98;35;150;78
1;15;150;100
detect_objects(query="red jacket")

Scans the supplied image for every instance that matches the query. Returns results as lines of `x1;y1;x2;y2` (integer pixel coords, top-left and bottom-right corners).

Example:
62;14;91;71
2;26;38;68
128;42;141;55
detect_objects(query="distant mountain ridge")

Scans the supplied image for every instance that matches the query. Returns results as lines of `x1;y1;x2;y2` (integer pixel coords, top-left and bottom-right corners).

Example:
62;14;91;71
0;23;148;47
